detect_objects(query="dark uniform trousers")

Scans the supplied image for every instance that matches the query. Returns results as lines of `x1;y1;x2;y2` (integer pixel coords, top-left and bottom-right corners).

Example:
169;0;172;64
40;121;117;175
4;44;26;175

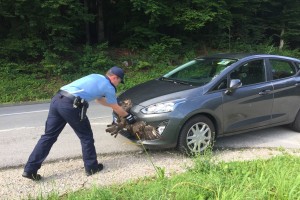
24;92;98;173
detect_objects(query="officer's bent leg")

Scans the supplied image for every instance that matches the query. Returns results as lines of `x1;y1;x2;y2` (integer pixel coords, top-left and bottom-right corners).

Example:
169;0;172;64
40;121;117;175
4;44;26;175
72;118;98;171
24;95;66;173
58;103;98;171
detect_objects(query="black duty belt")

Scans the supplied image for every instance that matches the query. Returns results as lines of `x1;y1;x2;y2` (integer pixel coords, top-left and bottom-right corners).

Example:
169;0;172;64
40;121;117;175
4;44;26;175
58;90;76;101
58;90;89;121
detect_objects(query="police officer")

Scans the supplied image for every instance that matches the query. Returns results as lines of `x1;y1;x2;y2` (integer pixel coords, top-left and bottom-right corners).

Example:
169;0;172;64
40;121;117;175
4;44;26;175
22;66;136;180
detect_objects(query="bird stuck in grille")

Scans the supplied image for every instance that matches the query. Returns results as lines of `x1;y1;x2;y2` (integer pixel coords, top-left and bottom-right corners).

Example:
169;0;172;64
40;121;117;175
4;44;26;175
105;99;160;140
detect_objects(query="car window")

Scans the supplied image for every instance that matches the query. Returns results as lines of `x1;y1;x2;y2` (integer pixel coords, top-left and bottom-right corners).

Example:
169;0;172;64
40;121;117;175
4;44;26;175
212;78;228;91
163;58;236;86
230;59;265;86
270;59;296;80
173;61;212;80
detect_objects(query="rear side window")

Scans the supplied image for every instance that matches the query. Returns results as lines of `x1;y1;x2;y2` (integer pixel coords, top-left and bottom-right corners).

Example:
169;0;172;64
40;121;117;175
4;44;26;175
270;59;296;80
295;62;300;70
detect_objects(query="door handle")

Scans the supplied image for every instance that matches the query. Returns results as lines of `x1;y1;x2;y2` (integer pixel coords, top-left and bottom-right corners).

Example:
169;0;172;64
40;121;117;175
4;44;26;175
258;90;271;95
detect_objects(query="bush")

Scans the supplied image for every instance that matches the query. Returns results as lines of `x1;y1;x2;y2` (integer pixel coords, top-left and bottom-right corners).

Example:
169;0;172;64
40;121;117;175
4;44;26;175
77;43;115;74
1;45;300;104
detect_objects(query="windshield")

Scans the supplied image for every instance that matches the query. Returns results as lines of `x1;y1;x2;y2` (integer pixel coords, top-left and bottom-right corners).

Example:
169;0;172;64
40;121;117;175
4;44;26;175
162;58;237;86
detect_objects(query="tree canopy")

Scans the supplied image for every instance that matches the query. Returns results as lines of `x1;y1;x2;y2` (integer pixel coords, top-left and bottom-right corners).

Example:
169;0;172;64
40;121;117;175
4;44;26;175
0;0;299;71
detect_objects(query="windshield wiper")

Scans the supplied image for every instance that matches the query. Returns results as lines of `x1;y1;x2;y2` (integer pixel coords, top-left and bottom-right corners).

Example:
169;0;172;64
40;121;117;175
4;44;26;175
160;77;176;83
160;77;193;86
174;80;193;86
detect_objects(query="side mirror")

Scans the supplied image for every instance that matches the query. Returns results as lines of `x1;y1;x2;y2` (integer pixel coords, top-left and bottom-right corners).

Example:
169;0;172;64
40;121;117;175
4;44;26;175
225;79;242;95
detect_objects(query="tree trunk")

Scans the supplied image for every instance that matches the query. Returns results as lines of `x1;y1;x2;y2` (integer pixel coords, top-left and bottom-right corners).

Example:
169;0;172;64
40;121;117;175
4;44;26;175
228;26;231;51
84;0;91;44
97;0;105;42
279;27;285;50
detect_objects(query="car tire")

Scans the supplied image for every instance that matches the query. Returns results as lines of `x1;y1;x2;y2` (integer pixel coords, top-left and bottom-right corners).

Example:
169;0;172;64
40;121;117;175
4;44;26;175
178;115;215;156
290;109;300;132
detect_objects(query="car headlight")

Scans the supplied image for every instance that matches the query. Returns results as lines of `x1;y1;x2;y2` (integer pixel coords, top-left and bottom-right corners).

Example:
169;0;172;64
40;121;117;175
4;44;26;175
141;99;185;114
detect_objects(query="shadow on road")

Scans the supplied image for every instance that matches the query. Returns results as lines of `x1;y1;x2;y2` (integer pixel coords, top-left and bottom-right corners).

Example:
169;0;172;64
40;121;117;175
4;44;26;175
214;125;300;149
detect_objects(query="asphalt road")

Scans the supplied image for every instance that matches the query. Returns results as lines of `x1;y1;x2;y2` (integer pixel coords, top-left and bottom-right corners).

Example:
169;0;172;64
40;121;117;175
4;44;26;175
1;102;300;169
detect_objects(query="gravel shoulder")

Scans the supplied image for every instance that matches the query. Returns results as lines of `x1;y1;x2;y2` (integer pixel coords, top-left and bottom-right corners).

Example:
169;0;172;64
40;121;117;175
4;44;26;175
1;148;300;199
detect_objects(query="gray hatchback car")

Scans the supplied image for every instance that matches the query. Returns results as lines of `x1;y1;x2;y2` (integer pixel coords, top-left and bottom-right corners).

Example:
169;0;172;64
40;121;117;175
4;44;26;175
117;53;300;155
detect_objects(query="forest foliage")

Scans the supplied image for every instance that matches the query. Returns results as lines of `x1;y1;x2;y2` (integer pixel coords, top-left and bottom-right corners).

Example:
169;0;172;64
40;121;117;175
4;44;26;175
1;0;300;96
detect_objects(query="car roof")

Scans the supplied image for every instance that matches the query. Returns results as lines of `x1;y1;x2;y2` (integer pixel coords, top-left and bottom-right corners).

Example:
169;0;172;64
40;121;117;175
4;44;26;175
206;53;258;60
197;53;300;62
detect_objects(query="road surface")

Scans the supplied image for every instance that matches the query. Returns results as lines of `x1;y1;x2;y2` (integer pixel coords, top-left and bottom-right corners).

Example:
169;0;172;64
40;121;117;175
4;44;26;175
1;102;300;169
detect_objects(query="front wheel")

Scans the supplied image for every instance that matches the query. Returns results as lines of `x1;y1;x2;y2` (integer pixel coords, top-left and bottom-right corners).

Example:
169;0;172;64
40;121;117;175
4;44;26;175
178;115;215;156
289;109;300;132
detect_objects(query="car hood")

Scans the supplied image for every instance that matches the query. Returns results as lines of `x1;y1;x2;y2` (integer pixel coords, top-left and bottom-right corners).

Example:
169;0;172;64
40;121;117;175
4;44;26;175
118;79;196;105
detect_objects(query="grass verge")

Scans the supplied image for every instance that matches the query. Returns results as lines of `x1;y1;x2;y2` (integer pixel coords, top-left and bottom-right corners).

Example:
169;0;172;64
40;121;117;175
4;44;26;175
0;66;174;104
39;153;300;200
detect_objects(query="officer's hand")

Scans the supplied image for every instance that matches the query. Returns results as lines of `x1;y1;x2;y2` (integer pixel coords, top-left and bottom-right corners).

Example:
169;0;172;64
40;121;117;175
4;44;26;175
125;113;136;124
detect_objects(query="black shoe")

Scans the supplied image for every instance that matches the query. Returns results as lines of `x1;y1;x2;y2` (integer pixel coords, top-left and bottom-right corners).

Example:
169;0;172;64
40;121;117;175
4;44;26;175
22;171;42;181
86;163;104;176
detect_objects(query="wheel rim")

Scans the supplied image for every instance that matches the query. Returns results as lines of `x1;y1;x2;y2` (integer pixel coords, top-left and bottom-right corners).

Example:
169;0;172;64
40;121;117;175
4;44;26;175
186;122;212;153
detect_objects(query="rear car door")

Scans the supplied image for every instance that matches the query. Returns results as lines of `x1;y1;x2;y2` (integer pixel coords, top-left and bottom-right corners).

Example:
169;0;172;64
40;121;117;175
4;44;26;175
267;58;300;124
222;59;274;133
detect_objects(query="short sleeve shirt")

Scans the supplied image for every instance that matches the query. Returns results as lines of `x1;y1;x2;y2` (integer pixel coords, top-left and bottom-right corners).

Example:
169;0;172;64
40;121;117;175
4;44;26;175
60;74;117;104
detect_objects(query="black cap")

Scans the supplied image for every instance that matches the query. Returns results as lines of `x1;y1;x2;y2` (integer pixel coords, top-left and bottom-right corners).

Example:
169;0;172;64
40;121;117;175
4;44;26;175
109;66;125;84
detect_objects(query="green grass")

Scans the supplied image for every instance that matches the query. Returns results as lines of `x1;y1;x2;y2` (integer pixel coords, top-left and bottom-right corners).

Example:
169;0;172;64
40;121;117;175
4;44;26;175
38;153;300;200
0;66;174;104
0;74;65;104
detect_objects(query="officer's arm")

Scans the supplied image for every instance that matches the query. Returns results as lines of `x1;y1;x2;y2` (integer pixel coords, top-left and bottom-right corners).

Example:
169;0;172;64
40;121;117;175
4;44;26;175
109;104;128;117
95;98;109;106
96;98;128;117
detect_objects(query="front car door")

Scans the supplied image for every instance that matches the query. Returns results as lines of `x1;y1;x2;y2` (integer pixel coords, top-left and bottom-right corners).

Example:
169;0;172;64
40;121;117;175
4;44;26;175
222;59;274;133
